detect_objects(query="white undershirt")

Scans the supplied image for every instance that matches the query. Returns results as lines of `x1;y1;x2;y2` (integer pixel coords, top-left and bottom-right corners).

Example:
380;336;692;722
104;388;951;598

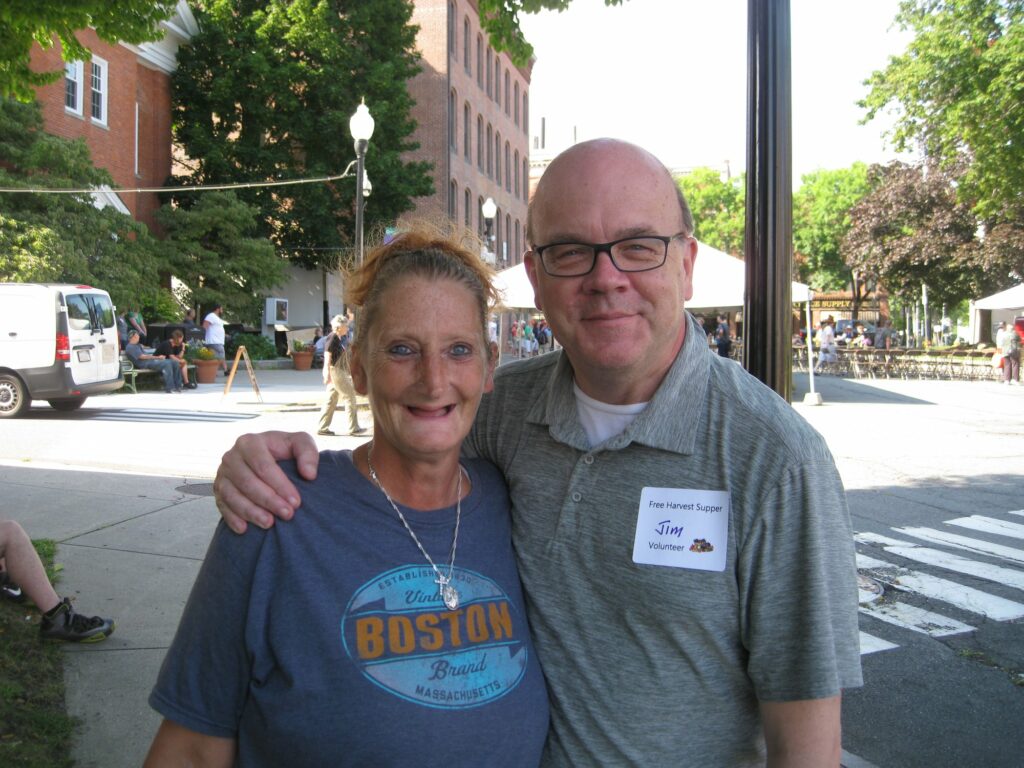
573;382;649;447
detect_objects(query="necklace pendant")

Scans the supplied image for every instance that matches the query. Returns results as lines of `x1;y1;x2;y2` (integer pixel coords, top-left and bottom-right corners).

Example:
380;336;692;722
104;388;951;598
441;582;460;610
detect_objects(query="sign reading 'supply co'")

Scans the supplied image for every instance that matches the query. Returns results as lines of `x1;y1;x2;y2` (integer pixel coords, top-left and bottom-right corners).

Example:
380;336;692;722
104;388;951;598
341;566;530;709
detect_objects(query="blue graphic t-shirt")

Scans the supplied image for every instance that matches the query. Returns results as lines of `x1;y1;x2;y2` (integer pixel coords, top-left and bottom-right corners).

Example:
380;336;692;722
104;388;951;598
150;452;549;766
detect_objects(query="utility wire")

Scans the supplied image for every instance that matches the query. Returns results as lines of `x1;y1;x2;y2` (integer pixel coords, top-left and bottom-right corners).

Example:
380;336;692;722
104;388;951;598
0;162;359;195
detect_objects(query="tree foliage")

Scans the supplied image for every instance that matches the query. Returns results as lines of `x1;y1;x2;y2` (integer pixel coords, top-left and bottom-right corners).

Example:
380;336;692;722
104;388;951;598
0;0;176;102
0;98;164;308
479;0;624;66
676;168;745;256
157;192;285;325
171;0;432;272
841;161;993;307
792;164;871;291
861;0;1024;219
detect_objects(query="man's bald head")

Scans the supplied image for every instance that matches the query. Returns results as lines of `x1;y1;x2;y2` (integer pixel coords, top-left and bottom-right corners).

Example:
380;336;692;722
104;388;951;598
526;139;694;247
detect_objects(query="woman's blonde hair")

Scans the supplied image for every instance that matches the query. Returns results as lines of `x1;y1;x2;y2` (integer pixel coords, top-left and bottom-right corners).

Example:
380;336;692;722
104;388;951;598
345;223;499;356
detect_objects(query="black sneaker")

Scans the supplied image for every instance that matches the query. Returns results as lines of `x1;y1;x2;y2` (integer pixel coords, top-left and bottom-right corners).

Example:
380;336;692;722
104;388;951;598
0;570;24;603
39;598;115;643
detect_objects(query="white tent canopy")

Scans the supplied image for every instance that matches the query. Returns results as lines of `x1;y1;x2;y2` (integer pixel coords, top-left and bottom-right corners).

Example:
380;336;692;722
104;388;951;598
973;283;1024;310
493;240;810;310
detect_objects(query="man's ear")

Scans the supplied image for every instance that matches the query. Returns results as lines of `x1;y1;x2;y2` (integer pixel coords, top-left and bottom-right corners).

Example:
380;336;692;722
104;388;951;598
524;251;544;312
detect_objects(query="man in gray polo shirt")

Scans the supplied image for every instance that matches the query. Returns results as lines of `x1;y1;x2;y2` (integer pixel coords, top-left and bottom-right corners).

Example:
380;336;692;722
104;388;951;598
212;139;862;766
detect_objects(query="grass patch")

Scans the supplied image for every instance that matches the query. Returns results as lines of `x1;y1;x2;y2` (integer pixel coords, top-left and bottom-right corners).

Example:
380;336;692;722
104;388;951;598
0;540;75;767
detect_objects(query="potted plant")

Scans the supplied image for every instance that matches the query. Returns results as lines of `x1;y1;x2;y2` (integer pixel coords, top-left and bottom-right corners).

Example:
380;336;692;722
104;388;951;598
290;339;314;371
186;343;220;384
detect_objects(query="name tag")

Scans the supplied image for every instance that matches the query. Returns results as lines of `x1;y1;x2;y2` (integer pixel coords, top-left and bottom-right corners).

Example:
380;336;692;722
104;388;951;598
632;487;729;571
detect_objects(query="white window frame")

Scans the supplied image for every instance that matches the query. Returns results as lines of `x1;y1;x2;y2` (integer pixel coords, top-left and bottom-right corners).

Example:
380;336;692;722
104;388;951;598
89;56;108;126
65;60;84;116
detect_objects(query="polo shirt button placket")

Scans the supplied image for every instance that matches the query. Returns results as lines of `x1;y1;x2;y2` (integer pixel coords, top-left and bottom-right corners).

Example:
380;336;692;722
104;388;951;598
571;492;582;502
583;455;594;465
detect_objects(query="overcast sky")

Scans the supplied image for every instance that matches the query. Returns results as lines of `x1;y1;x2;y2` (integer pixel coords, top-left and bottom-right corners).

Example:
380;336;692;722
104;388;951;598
520;0;916;182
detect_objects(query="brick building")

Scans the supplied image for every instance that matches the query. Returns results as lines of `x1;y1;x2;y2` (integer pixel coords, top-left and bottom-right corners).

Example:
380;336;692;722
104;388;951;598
405;0;533;268
28;1;197;232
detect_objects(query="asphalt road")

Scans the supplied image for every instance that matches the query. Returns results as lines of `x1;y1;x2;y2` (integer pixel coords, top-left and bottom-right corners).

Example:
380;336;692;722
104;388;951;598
2;368;1022;767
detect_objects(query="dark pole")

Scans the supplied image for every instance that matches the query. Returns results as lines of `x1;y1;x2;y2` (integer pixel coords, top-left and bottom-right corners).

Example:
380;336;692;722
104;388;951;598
354;138;368;266
744;0;793;400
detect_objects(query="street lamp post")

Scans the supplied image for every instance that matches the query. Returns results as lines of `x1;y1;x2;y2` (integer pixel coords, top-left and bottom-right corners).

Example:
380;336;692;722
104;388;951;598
349;99;375;265
482;197;497;265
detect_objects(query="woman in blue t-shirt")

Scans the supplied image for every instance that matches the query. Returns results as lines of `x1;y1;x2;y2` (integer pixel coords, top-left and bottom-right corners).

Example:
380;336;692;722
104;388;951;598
145;230;550;767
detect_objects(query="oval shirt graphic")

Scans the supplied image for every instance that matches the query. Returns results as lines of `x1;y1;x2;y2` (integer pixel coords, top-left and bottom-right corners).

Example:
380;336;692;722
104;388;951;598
341;565;530;710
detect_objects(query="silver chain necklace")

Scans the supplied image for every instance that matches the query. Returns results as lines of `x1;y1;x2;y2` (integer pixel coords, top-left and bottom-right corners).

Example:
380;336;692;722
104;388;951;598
366;445;463;611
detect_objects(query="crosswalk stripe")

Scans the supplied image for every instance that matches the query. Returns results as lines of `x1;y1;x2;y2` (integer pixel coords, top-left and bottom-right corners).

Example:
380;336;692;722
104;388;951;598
857;554;1024;621
855;531;915;547
859;600;974;637
893;527;1024;565
881;545;1024;591
858;631;898;655
945;515;1024;540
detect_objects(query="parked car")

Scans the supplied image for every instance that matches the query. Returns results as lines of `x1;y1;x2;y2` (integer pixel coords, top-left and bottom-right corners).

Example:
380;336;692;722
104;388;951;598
0;283;123;418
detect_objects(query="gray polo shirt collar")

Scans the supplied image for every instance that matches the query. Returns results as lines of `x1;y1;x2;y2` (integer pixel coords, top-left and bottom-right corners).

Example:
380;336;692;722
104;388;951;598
526;313;710;455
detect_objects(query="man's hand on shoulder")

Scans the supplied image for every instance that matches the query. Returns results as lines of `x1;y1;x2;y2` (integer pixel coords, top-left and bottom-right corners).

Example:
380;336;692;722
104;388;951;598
214;431;319;533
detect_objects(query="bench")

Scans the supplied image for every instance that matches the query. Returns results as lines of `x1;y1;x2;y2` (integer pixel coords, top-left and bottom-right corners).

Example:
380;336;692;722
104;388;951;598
120;356;195;393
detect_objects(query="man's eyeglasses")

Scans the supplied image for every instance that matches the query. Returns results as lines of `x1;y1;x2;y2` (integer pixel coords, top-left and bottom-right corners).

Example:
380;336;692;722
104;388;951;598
533;233;688;277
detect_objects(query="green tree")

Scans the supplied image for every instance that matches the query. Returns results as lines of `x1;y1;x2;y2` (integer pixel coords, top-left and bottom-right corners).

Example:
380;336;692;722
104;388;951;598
479;0;625;66
841;161;989;309
792;164;871;291
157;192;285;325
677;168;745;255
171;0;432;272
861;0;1024;220
0;98;163;308
0;0;176;102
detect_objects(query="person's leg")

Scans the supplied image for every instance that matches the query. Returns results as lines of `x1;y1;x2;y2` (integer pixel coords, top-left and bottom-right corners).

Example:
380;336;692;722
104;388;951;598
318;383;340;433
0;520;60;613
180;360;191;386
336;372;362;433
157;361;175;391
1004;354;1014;383
172;360;183;389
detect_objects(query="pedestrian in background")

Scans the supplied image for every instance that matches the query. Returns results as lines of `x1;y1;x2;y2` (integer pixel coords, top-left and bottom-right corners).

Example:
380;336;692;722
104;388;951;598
317;315;365;436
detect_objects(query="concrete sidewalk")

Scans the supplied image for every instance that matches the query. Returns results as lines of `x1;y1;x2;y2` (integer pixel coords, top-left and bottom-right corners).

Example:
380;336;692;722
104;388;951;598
4;369;1022;766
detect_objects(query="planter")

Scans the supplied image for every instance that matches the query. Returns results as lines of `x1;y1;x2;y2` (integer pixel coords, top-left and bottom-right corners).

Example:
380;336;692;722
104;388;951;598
193;358;220;383
291;350;314;371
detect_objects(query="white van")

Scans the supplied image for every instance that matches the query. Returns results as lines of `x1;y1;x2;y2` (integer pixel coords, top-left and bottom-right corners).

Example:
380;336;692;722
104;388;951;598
0;283;123;417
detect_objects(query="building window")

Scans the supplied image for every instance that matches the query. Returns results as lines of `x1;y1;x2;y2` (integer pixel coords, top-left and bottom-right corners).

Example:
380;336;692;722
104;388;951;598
495;131;501;186
515;219;521;262
504;142;511;192
514;82;520;125
464;188;471;227
486;46;492;97
64;60;84;115
523;92;529;136
448;3;456;57
449;179;458;219
90;57;108;125
504;71;510;114
486;124;493;176
476;36;483;88
463;103;471;160
477;116;484;169
463;17;471;73
494;61;501;105
523;158;529;200
478;196;485;235
506;214;512;261
514;150;520;199
496;208;502;261
448;89;457;150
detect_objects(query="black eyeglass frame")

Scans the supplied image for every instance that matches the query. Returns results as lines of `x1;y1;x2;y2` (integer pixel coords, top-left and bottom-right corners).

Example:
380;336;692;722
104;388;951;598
532;232;689;277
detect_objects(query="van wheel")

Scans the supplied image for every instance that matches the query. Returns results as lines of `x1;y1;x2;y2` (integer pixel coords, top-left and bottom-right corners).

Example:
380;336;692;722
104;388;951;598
48;397;87;412
0;374;29;418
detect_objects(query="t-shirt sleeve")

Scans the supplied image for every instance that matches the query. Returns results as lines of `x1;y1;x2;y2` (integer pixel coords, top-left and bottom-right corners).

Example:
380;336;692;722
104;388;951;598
737;460;864;701
148;521;266;738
